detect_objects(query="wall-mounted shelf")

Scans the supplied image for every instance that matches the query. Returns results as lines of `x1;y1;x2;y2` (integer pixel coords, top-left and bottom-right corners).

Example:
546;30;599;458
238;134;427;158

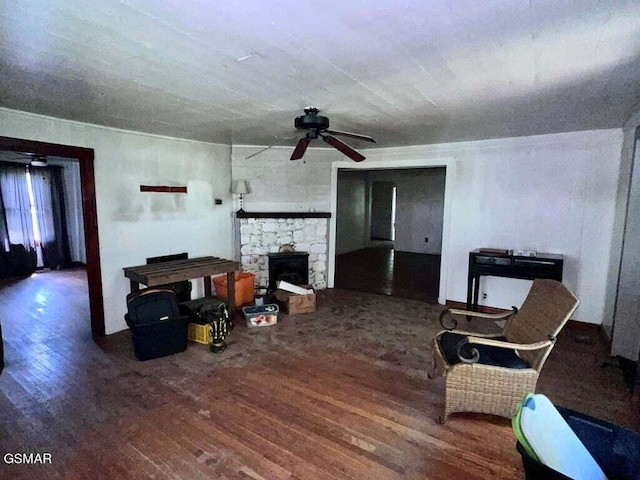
140;185;187;193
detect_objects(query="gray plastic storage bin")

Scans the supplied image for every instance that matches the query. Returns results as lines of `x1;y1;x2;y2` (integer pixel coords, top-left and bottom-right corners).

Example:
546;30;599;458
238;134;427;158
242;304;279;328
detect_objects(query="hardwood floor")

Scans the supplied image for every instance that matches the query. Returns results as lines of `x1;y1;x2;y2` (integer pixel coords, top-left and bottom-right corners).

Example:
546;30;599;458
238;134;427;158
334;246;440;303
0;269;637;479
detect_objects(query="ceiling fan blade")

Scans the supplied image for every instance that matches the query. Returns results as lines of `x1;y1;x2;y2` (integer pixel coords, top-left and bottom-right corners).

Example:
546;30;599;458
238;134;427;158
245;130;304;160
290;137;312;160
322;135;366;162
245;145;273;160
324;129;376;143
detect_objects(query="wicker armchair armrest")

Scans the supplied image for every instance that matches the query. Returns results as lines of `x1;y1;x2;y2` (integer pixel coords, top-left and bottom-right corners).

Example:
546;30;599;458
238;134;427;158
456;335;555;364
439;307;517;330
443;329;504;339
465;336;555;351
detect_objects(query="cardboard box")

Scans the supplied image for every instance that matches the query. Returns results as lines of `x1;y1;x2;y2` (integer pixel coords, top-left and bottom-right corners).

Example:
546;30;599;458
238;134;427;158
274;285;316;314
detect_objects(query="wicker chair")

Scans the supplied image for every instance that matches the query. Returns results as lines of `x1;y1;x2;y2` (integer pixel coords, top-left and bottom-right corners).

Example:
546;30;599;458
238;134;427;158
431;279;579;423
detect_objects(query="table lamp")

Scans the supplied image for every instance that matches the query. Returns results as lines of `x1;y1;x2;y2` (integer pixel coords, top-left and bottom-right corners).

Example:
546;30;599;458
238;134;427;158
232;180;249;213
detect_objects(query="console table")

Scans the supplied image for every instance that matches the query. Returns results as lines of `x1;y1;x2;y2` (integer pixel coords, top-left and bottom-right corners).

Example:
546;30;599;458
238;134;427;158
123;256;240;311
467;249;564;311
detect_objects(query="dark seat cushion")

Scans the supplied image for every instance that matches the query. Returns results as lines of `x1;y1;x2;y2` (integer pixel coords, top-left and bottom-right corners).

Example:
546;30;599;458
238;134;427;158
439;332;530;369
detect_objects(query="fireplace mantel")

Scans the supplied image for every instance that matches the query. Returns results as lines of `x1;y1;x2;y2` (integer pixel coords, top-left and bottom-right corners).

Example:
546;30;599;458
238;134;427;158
236;211;331;219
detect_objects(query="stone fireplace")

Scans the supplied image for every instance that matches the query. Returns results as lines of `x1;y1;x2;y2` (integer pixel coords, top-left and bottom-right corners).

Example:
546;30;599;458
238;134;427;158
237;212;330;291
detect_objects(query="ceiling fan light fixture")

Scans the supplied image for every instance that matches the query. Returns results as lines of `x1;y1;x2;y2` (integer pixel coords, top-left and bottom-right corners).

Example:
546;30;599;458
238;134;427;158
289;107;375;162
30;156;47;167
295;107;330;131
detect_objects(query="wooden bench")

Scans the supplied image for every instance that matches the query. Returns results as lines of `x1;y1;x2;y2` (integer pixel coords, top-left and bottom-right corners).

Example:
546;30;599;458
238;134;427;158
123;256;240;312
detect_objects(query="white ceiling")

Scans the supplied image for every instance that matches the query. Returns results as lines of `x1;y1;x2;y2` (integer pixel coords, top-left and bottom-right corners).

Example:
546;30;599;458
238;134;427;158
1;0;640;148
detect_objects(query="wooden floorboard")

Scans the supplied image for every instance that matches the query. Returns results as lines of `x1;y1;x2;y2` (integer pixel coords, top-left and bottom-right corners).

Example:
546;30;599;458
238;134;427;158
0;269;638;479
334;247;440;303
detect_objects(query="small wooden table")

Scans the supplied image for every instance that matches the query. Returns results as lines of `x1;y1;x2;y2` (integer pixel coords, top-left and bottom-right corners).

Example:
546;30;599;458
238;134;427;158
467;249;564;311
123;256;240;311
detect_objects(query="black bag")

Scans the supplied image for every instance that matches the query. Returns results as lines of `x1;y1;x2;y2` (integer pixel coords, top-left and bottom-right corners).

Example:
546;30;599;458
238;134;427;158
125;288;189;361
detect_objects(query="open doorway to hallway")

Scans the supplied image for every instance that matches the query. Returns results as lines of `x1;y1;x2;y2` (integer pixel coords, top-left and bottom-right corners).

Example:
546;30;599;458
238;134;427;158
0;136;103;338
0;150;92;373
0;150;91;361
334;167;446;303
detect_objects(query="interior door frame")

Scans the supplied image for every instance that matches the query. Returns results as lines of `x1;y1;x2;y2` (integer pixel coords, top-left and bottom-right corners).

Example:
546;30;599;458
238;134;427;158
0;135;105;337
329;157;455;305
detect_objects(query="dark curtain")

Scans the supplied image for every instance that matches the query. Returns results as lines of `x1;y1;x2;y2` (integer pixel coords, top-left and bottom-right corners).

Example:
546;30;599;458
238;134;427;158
0;163;37;277
0;186;9;253
0;175;9;278
30;166;71;270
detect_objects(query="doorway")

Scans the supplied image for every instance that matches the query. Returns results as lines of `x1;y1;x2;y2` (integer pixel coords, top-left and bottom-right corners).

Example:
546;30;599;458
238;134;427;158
370;181;397;243
0;136;104;337
333;167;446;303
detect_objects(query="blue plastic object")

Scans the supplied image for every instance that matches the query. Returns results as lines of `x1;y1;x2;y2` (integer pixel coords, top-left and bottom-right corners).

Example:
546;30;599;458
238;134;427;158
515;394;606;480
514;395;640;480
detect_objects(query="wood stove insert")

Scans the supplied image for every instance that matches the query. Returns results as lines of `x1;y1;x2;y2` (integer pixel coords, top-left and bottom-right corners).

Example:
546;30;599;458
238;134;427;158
268;252;309;291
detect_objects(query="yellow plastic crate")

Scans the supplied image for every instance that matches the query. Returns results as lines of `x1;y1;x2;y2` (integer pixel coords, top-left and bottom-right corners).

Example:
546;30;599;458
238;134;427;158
187;322;211;345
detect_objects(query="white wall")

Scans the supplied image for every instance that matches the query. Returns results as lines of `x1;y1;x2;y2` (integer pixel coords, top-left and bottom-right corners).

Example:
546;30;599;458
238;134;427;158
232;146;342;212
360;130;623;324
230;130;623;325
0;108;233;334
335;171;368;255
1;112;624;330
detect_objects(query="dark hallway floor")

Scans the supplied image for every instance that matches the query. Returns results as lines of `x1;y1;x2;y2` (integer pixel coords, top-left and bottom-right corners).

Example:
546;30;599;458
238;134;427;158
334;246;440;303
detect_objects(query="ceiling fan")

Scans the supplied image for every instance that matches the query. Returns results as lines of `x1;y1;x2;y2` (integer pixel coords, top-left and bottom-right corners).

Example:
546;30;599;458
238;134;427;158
290;107;376;162
1;151;48;166
246;107;376;161
27;154;48;167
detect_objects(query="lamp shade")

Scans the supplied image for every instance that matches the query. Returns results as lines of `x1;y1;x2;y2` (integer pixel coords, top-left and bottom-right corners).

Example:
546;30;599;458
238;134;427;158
232;180;249;194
